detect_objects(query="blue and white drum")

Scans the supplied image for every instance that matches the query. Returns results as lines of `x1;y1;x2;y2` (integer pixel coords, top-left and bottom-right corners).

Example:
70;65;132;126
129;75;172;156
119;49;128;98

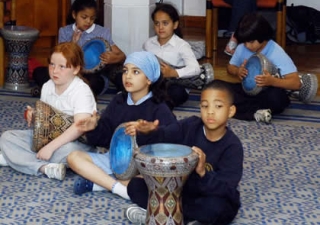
82;37;111;74
109;123;138;180
242;53;278;95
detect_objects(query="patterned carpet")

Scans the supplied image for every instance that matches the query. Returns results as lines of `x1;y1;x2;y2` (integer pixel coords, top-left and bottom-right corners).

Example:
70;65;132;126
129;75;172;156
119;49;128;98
0;88;320;225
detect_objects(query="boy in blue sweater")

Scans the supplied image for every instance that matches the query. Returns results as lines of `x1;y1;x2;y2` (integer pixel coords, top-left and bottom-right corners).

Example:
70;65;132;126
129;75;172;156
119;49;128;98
124;79;244;225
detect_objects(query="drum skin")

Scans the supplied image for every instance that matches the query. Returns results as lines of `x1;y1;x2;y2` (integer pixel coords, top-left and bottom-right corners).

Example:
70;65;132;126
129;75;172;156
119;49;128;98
242;53;278;95
134;143;199;177
82;38;111;74
110;123;138;180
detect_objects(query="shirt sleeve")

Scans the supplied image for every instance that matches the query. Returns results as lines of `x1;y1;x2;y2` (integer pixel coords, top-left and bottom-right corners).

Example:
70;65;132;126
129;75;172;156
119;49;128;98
175;42;201;78
58;26;70;43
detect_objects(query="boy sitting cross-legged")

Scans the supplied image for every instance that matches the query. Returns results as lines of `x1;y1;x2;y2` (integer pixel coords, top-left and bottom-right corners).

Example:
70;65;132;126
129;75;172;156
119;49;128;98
124;79;244;225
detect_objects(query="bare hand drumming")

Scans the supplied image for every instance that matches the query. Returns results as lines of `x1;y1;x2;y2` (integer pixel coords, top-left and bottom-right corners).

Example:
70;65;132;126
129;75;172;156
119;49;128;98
75;111;99;132
125;119;159;136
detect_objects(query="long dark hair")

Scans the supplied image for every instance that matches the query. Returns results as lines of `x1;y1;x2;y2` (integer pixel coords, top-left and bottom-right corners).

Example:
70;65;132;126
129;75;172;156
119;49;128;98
151;3;183;38
66;0;97;25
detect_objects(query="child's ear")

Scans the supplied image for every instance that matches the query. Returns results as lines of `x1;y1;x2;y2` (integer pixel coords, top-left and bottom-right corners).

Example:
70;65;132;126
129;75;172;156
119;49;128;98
173;21;179;30
228;105;236;118
72;11;76;20
73;66;81;75
147;79;152;85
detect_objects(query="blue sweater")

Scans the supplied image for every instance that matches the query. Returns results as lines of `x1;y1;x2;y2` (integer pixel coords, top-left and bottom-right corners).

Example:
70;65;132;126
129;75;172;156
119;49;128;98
85;94;177;149
148;116;243;207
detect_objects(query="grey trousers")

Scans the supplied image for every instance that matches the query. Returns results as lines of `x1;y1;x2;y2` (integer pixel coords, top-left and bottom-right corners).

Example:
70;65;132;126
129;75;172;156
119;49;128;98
0;130;95;176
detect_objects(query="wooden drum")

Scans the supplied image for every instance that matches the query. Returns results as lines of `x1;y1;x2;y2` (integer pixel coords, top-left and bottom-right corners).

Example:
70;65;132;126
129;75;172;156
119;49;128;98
32;100;78;152
134;143;199;225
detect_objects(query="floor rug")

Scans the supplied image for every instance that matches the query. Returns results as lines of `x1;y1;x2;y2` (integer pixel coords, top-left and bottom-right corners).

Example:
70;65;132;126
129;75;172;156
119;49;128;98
0;96;319;224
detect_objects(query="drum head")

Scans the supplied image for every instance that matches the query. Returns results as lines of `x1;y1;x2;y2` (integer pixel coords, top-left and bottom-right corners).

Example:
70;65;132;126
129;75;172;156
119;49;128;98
110;124;138;180
82;38;111;73
242;55;263;95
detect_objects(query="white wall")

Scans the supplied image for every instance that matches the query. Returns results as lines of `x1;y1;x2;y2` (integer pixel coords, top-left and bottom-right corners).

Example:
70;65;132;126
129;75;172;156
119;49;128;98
178;0;320;16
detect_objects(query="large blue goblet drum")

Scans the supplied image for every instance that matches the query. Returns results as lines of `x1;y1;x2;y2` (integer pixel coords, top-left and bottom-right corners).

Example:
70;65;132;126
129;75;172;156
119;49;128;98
0;26;39;91
134;143;199;225
242;53;278;95
82;37;111;74
109;123;138;180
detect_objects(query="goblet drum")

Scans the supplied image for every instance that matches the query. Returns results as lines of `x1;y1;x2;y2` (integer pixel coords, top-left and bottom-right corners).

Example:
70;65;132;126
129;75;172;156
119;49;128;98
288;73;318;104
109;123;138;180
32;100;85;152
242;53;279;95
134;143;199;225
0;26;39;91
168;62;214;90
82;37;111;74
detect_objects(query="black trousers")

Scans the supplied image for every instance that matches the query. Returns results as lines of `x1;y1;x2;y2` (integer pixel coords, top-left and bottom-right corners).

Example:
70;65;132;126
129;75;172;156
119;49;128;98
221;81;290;120
127;177;239;225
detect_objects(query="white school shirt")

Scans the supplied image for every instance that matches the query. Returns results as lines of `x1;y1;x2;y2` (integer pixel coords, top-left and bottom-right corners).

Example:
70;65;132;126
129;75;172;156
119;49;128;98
40;76;96;116
143;34;201;78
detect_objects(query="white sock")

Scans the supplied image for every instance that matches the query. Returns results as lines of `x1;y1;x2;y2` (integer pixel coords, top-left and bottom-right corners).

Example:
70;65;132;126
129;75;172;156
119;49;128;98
112;182;130;200
92;183;106;191
0;153;8;166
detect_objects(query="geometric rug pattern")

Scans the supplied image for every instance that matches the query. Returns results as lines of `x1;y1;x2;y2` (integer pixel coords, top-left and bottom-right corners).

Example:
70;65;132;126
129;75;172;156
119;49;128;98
0;93;320;224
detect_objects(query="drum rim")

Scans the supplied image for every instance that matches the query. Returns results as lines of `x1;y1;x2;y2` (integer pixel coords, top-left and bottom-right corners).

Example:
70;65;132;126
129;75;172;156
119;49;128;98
109;123;138;180
242;53;271;95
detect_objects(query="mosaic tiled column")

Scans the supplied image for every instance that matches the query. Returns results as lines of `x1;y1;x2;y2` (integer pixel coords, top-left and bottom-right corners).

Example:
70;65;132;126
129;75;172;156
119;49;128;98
134;144;199;225
0;26;39;91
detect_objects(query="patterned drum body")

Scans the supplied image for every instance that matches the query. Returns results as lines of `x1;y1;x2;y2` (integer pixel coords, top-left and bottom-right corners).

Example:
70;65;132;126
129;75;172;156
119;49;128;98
134;143;199;225
289;73;318;104
169;63;214;90
32;100;74;152
110;123;138;180
82;38;111;74
0;26;39;91
243;53;278;95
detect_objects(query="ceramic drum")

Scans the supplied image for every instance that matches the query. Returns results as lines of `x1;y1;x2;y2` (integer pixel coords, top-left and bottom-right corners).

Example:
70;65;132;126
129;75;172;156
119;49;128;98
32;100;80;152
243;53;278;95
169;63;214;90
82;37;111;74
110;123;139;180
134;143;199;225
0;26;39;91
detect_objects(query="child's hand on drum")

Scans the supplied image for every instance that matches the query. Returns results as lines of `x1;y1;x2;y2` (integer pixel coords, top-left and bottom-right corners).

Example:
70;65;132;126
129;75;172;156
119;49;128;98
24;105;34;127
192;146;206;178
160;62;177;78
76;111;99;132
255;70;273;87
100;51;118;65
125;119;159;136
237;60;248;80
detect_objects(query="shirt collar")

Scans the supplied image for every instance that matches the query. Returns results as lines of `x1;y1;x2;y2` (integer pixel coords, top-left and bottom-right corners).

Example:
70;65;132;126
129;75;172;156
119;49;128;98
72;23;95;33
127;92;153;105
152;34;177;47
